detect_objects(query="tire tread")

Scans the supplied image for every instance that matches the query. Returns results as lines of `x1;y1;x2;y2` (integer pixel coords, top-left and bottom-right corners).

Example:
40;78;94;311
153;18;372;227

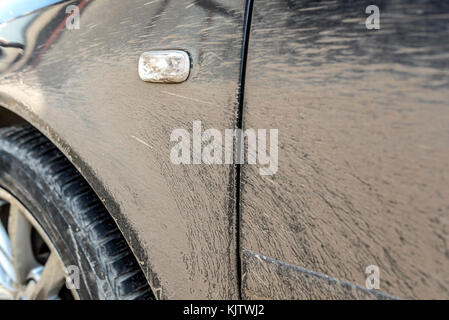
0;124;153;300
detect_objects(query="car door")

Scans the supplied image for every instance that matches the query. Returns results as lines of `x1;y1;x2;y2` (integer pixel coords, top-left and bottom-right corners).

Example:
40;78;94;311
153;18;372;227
241;0;449;299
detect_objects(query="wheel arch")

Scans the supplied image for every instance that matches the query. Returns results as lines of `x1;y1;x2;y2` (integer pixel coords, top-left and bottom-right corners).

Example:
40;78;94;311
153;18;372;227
0;92;160;298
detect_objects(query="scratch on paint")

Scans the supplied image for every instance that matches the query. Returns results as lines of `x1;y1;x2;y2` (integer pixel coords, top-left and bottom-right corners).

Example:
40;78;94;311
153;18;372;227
131;135;154;150
186;1;197;9
144;0;161;5
160;90;214;106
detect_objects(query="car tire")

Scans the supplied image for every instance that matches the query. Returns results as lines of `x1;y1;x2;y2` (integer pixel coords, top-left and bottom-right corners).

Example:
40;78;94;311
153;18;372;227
0;124;153;300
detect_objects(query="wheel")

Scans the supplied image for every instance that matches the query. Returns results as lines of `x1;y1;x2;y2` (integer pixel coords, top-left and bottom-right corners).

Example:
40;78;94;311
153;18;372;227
0;125;153;300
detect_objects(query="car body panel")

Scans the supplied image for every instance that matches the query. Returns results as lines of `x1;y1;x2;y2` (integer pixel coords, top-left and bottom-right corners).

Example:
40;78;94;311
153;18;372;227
0;0;248;299
1;0;448;300
241;0;449;299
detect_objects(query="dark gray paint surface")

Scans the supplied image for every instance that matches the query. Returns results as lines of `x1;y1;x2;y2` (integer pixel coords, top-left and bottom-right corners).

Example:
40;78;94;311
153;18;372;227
0;0;247;299
241;0;449;299
1;0;448;300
